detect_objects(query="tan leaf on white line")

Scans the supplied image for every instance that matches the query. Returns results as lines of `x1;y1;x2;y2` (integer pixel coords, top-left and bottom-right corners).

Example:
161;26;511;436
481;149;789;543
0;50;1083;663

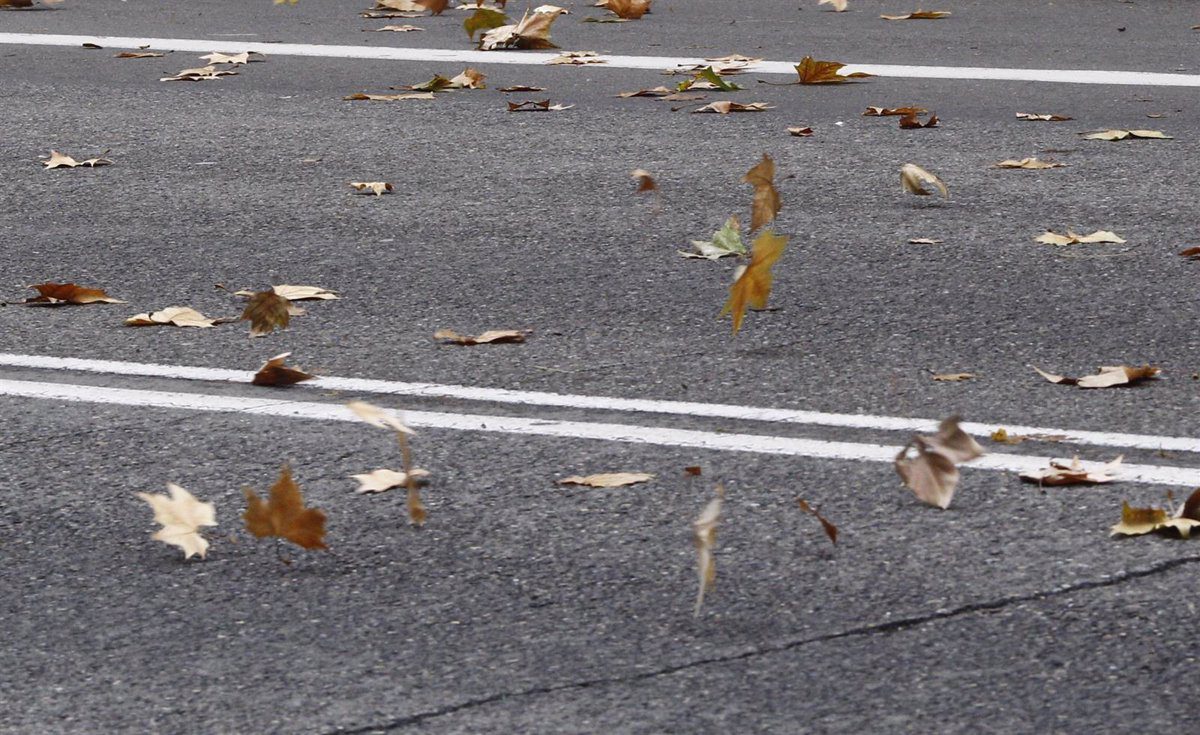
347;400;415;434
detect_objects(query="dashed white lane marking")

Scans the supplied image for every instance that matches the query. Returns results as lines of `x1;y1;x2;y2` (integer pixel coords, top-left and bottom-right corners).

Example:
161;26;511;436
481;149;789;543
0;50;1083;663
1;32;1198;87
0;353;1197;455
1;378;1196;486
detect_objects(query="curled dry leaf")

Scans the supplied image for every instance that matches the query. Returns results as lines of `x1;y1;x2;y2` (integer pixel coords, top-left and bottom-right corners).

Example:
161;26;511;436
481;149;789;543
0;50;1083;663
499;84;544;92
631;168;657;192
1016;112;1072;121
797;499;838;545
200;51;264;65
344;92;435;101
692;101;773;114
1082;129;1171;141
599;0;650;19
548;51;605;65
160;65;238;81
115;51;164;58
41;150;112;169
1020;455;1122;486
1035;230;1125;246
787;126;814;137
240;289;291;337
243;464;328;550
721;230;787;334
350;181;394;196
252;352;314;386
507;99;572;111
370;24;423;31
693;484;724;617
0;0;35;7
1111;489;1200;538
677;67;743;92
894;416;984;509
347;400;424;525
931;372;975;382
898;111;939;129
137;484;218;560
681;216;745;260
864;106;927;116
558;473;655;488
416;0;450;14
479;8;560;50
793;56;872;84
995;157;1064;169
434;328;527;345
881;9;951;19
743;154;782;233
125;306;217;328
1178;247;1200;260
900;163;948;198
818;0;847;11
351;468;431;494
24;282;124;305
1032;364;1160;389
375;0;425;9
618;86;672;98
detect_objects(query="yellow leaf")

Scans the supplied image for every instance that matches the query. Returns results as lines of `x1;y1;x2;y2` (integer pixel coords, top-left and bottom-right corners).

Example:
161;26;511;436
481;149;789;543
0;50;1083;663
720;230;787;334
137;484;217;560
743;153;781;233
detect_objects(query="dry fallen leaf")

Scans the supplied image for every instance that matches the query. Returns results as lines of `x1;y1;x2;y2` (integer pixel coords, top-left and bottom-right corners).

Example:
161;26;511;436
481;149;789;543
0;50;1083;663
241;289;291;337
1016;112;1072;122
1032;364;1160;389
743;154;782;233
0;0;35;7
1178;247;1200;260
1111;489;1200;538
681;216;745;260
881;9;950;19
347;400;425;525
448;67;487;88
818;0;847;11
243;464;328;550
233;284;338;301
499;84;544;92
507;99;572;111
894;416;983;509
114;51;164;58
693;484;723;617
350;181;394;196
416;0;450;13
343;92;436;101
370;23;424;31
631;168;657;192
1035;230;1125;246
692;101;773;114
125;306;217;328
787;126;814;137
200;51;264;65
41;150;112;169
900;163;948;198
1082;129;1171;141
898;111;939;129
480;8;560;50
793;55;871;84
864;106;927;116
617;86;672;98
160;65;238;82
797;499;838;544
137;484;217;560
252;352;314;386
375;0;424;9
932;372;975;382
23;282;124;305
348;400;415;434
558;473;655;488
351;468;431;494
720;230;787;334
434;329;527;345
1020;455;1122;486
908;237;942;244
598;0;650;19
548;51;605;65
995;157;1065;169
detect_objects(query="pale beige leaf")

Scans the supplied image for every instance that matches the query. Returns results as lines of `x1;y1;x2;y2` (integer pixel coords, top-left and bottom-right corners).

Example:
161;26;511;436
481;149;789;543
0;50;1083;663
995;157;1065;169
1020;455;1122;486
125;306;217;328
787;126;814;137
137;483;217;559
818;0;847;11
932;372;975;382
894;416;982;509
881;9;950;19
42;150;113;169
1034;230;1125;246
271;284;339;301
434;328;527;345
548;51;605;65
371;24;424;31
344;92;435;101
347;400;415;434
351;468;431;494
1015;112;1072;122
692;101;773;114
160;65;238;81
200;51;263;65
1082;129;1171;141
900;163;947;198
558;472;655;488
693;485;723;617
448;67;486;88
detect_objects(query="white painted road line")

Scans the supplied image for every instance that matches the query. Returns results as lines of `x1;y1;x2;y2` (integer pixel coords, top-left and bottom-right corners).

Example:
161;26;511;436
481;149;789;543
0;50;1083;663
1;378;1195;486
1;353;1196;454
2;32;1199;87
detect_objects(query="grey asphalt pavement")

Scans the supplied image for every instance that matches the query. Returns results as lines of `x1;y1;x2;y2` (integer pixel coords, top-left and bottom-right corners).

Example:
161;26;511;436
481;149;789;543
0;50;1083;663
2;1;1199;733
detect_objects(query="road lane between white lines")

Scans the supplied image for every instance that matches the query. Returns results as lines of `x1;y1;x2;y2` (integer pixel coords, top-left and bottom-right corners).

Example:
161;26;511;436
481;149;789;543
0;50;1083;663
1;32;1199;87
0;353;1196;455
0;378;1197;486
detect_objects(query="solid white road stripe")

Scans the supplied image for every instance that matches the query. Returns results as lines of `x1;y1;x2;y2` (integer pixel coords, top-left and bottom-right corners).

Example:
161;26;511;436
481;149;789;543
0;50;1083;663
1;32;1199;87
0;353;1195;454
0;378;1195;486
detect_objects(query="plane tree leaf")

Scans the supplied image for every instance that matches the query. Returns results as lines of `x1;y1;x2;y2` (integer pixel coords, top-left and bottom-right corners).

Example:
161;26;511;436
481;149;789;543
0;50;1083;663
348;400;425;525
995;157;1064;169
681;216;746;260
137;484;217;560
252;352;314;386
900;163;948;198
240;289;291;337
24;282;124;305
1020;456;1122;486
1112;489;1200;539
41;150;112;169
558;473;654;488
793;55;871;84
1035;230;1125;245
894;416;983;509
243;464;328;550
720;230;787;334
434;329;527;345
125;306;217;328
351;468;431;494
743;153;781;233
693;484;723;616
480;7;560;50
1032;364;1160;389
1082;129;1171;141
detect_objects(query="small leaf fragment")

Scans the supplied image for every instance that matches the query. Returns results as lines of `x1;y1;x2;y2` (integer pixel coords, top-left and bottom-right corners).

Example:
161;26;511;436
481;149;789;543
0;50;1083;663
995;157;1065;169
786;126;813;137
558;472;655;488
908;237;942;244
548;51;605;65
900;163;948;198
818;0;847;11
898;111;939;129
1020;455;1122;486
931;372;975;382
434;329;527;345
137;484;217;560
115;51;164;58
350;181;394;195
631;168;657;192
252;352;314;386
881;9;950;19
1178;247;1200;260
370;23;424;31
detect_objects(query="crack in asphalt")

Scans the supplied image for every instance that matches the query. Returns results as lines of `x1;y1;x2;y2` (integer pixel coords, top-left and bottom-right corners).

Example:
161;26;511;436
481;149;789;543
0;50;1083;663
325;553;1200;733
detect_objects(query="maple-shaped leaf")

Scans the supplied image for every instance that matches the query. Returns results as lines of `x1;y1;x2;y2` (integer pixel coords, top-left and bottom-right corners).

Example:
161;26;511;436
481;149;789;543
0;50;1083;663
894;416;983;509
743;153;782;233
240;289;290;336
252;352;314;386
434;328;527;345
41;150;113;169
1032;364;1160;389
900;163;948;198
793;56;871;84
692;101;773;114
24;282;125;305
693;484;724;617
403;74;455;92
243;464;328;550
681;216;746;260
558;472;654;488
898;111;939;128
599;0;650;19
995;157;1064;169
1035;230;1125;246
881;9;951;19
350;181;394;195
351;468;431;495
1111;489;1200;538
797;499;838;544
864;106;927;116
480;8;560;50
1082;129;1171;141
125;306;217;328
720;230;787;334
1016;112;1072;122
1020;455;1122;486
818;0;847;11
137;483;217;559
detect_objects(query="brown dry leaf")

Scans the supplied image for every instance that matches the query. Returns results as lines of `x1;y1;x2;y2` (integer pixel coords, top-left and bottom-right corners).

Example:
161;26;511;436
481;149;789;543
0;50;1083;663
899;111;939;129
558;472;655;488
1177;247;1200;260
434;328;527;345
23;282;124;305
115;51;164;58
864;106;927;116
1020;455;1122;486
693;484;723;617
631;168;657;192
343;92;435;101
1112;489;1200;538
818;0;847;11
995;157;1065;169
1082;129;1172;141
881;9;950;19
1032;364;1161;389
547;51;605;65
200;51;264;65
1035;230;1126;246
0;0;35;7
894;416;984;509
252;352;314;386
346;400;425;525
793;55;872;84
599;0;650;19
989;428;1068;445
743;154;781;233
351;468;431;494
41;150;112;169
125;306;217;328
416;0;449;13
137;484;218;560
507;99;572;111
375;0;424;9
448;67;486;88
499;84;544;92
908;237;942;244
361;9;422;17
241;289;290;337
720;230;787;334
692;101;773;114
480;8;560;50
932;372;975;382
243;464;328;550
797;499;838;544
787;126;814;137
617;86;672;98
160;65;239;82
350;181;394;195
370;23;424;31
1016;112;1072;122
900;163;948;198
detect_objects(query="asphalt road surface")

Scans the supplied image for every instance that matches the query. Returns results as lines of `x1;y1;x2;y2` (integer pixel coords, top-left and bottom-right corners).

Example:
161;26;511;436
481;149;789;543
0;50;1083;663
2;1;1199;733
